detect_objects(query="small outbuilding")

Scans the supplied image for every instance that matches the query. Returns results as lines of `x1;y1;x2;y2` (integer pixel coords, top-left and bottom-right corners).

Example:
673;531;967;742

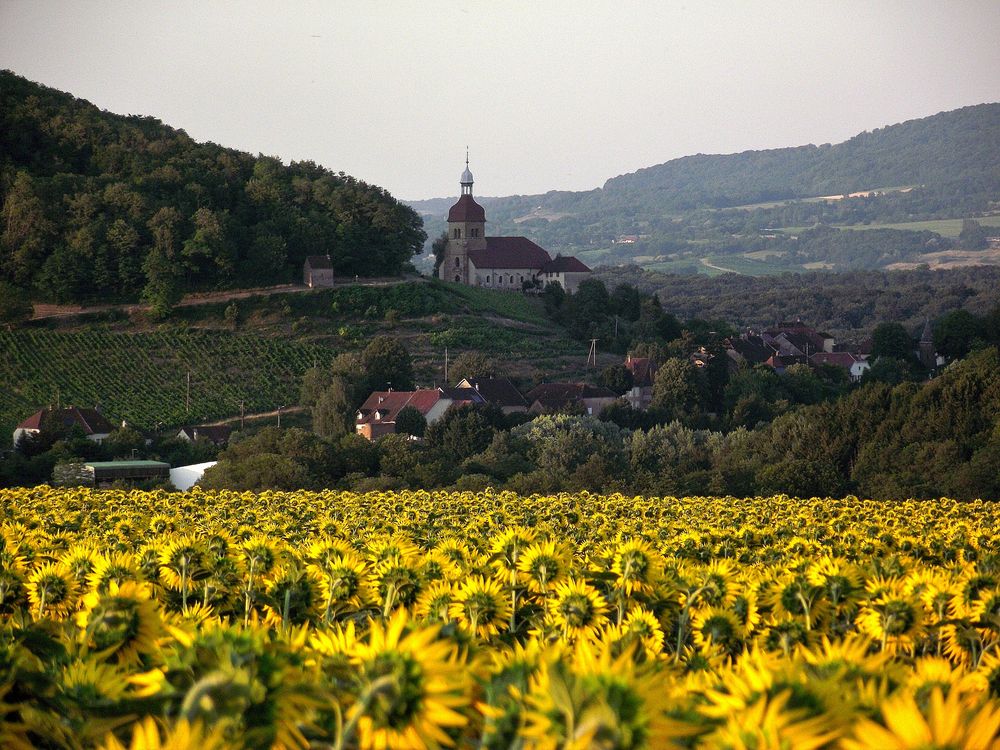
83;460;170;487
304;255;335;287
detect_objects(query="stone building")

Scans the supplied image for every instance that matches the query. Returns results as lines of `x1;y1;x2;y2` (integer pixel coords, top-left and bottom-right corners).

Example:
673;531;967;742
438;159;591;292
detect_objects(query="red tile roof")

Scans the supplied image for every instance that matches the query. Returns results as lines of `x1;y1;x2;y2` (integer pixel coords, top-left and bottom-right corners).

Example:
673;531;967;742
525;383;617;410
541;256;591;273
468;237;552;270
17;407;114;435
624;357;657;387
447;194;486;223
457;377;528;408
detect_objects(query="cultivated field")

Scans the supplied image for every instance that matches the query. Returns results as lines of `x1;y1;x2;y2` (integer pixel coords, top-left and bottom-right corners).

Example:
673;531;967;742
2;488;999;748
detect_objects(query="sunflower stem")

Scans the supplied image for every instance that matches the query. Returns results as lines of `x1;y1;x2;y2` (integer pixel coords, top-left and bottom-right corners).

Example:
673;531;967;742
334;674;397;750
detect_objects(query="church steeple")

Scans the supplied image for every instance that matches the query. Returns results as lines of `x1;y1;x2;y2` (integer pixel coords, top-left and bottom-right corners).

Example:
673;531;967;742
460;150;474;195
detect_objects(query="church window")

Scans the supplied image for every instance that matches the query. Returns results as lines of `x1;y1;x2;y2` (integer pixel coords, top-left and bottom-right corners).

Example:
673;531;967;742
454;275;461;282
453;228;461;239
508;275;513;284
471;228;479;238
454;257;460;267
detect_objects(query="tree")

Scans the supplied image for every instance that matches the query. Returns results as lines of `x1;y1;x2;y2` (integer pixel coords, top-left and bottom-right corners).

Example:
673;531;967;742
959;219;989;250
0;282;32;328
599;364;633;396
449;351;494;382
871;322;914;361
312;378;352;438
424;405;499;461
934;310;985;361
651;358;707;424
431;231;448;277
394;406;426;438
361;336;414;392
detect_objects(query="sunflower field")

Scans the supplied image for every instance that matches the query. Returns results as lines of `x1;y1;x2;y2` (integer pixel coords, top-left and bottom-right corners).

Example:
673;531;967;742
2;487;1000;749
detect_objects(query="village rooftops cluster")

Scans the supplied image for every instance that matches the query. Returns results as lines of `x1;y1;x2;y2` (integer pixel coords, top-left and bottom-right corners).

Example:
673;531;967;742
354;377;618;441
725;319;872;381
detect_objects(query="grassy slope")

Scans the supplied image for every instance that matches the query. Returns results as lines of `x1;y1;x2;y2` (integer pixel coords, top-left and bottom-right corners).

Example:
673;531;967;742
3;280;600;436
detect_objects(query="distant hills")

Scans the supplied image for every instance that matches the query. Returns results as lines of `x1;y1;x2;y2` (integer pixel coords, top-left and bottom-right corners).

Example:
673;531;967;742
0;71;425;305
410;104;1000;275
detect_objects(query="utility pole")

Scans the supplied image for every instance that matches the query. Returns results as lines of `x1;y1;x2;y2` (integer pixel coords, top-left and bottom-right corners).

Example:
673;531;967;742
277;405;283;429
240;400;245;430
587;339;598;368
186;371;191;415
444;347;449;384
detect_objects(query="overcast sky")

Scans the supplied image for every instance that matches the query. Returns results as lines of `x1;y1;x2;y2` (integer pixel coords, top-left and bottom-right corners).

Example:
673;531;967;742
2;1;999;200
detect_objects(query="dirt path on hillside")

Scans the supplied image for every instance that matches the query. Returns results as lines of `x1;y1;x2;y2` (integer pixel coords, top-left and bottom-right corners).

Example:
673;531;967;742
699;257;743;275
202;405;308;427
30;276;424;321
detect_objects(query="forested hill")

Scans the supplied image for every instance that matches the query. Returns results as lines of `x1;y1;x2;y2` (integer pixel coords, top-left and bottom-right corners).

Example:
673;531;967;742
409;103;1000;263
0;71;425;306
597;103;1000;212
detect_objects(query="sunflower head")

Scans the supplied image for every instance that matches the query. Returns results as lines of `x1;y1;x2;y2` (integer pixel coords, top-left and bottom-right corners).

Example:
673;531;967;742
77;581;162;666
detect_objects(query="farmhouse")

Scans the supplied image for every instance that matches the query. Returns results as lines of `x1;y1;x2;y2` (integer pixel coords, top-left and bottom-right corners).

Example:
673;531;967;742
355;386;486;440
13;406;115;448
177;424;233;446
453;376;528;414
525;383;617;416
439;159;592;293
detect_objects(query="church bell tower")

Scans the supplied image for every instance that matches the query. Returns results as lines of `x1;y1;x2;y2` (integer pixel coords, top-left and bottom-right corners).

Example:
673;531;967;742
441;154;487;284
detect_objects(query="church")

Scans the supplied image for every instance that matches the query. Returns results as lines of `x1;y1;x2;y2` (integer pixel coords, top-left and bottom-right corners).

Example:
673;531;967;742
438;160;592;293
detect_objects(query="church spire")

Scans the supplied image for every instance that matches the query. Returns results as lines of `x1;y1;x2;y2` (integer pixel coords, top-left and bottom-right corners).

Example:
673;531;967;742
460;149;474;195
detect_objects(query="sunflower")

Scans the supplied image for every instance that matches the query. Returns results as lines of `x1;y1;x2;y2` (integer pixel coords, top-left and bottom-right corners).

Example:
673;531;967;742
60;543;101;585
312;552;370;623
841;687;1000;750
517;540;571;595
547;578;608;642
347;610;468;750
702;690;840;750
611;539;662;598
157;536;207;611
520;639;691;750
372;556;423;617
806;556;864;612
263;563;325;627
87;552;143;594
76;581;162;666
691;607;744;656
415;581;456;624
449;575;511;640
857;587;925;655
98;716;228;750
26;562;78;619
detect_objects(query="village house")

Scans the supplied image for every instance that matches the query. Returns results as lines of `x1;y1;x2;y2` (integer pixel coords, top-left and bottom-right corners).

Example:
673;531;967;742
525;383;618;416
355;386;485;441
623;356;657;411
176;424;233;446
303;255;334;287
13;406;115;448
453;377;528;414
439;158;592;293
809;351;871;382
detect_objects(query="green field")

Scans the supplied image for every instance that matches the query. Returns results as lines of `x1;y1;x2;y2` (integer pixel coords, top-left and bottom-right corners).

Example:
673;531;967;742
0;330;335;435
779;215;1000;238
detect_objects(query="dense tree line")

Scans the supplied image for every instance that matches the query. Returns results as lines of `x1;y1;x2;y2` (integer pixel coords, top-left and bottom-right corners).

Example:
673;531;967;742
596;265;1000;338
0;71;425;311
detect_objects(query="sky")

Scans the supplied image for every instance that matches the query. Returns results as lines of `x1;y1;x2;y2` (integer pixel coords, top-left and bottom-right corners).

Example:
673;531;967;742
2;1;999;201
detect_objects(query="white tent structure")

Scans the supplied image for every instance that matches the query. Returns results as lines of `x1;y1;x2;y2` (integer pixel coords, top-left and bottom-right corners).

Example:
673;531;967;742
169;461;216;491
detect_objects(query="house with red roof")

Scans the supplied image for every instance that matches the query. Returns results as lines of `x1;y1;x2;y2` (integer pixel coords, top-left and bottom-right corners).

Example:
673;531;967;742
13;406;115;448
355;387;485;441
439;158;591;292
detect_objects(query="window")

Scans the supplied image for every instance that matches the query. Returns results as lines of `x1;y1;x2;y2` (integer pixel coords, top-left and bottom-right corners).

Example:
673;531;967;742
509;275;514;284
454;257;460;267
453;228;461;239
454;274;461;282
471;228;479;238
